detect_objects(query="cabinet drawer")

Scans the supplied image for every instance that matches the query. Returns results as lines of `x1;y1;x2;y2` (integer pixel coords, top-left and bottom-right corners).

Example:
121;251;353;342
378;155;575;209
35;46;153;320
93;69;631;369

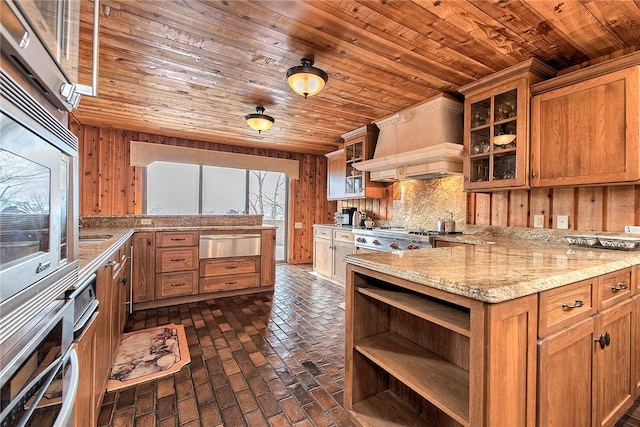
539;279;596;337
156;271;197;299
314;227;332;238
333;229;354;243
200;256;259;277
156;231;198;247
156;247;197;273
598;268;633;309
200;273;260;293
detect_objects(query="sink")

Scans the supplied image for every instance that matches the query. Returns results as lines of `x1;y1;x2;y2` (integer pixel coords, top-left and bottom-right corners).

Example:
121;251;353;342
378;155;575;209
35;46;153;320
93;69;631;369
78;235;112;244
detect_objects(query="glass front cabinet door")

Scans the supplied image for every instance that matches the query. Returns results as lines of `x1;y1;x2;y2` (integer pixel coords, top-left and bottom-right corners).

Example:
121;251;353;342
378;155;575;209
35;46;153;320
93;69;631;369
459;59;555;191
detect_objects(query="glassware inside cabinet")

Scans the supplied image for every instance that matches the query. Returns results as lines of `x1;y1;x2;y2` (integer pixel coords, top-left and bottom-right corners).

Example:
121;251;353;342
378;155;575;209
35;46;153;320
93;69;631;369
470;128;490;154
470;98;490;128
346;141;363;161
494;89;517;122
471;158;490;182
493;153;517;180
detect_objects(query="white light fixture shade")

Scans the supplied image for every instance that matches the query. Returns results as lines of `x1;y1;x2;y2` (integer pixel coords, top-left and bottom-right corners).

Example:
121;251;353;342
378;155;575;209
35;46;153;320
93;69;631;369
493;134;516;145
245;106;274;134
286;58;328;98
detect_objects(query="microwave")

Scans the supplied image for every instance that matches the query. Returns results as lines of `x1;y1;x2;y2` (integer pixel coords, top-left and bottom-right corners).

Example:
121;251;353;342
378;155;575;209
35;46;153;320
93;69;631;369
0;69;79;348
0;0;98;111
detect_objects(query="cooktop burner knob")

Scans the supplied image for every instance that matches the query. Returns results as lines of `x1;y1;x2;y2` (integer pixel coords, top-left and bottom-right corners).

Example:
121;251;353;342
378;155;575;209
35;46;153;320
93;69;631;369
372;239;381;246
389;242;399;250
356;237;366;243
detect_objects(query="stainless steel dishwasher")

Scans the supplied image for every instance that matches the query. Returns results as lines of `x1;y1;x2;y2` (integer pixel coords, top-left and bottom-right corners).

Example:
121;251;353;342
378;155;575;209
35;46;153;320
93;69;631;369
199;234;261;259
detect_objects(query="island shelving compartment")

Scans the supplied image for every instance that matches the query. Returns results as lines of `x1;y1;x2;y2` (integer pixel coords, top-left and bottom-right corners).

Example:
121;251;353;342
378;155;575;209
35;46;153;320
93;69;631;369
344;264;539;427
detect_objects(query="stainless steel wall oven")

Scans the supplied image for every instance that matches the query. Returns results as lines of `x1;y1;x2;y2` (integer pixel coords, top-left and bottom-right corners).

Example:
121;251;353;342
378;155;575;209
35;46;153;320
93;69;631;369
0;70;79;350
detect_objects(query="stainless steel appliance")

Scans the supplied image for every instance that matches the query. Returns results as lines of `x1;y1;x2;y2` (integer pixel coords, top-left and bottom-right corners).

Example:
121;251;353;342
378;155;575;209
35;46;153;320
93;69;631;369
0;299;79;427
199;234;261;259
0;0;100;110
353;228;433;252
0;70;79;350
65;273;98;339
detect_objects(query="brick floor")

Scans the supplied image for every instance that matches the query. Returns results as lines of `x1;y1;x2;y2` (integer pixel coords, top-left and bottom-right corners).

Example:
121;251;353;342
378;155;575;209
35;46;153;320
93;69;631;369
98;264;640;427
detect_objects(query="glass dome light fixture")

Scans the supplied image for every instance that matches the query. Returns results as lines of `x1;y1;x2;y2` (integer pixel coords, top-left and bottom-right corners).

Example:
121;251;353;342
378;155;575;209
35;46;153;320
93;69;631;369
494;124;516;146
285;57;328;99
245;106;274;134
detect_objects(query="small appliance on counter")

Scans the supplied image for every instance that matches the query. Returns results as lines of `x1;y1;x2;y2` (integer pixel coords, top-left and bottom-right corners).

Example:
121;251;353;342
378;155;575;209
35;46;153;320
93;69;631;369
342;207;357;226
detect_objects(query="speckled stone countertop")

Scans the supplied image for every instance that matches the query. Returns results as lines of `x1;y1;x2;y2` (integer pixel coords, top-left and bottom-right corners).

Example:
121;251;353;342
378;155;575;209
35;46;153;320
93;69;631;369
344;226;640;303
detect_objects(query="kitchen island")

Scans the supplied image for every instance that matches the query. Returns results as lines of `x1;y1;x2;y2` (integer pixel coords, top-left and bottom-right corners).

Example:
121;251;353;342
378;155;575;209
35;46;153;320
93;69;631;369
343;236;640;427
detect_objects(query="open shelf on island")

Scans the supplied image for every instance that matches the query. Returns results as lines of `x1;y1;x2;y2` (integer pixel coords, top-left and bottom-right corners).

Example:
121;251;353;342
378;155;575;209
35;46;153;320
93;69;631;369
356;286;471;337
350;390;436;427
355;331;470;426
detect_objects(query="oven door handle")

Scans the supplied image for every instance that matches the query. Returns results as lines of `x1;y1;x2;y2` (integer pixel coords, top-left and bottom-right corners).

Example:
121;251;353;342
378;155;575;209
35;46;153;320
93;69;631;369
73;300;99;334
1;355;63;426
52;348;79;427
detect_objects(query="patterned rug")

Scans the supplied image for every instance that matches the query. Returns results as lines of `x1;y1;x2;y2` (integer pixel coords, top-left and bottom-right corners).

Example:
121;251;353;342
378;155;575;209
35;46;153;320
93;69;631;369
106;323;190;391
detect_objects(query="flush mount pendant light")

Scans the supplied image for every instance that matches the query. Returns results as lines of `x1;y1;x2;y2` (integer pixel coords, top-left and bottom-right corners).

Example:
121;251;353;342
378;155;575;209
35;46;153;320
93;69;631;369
245;106;274;134
286;58;328;98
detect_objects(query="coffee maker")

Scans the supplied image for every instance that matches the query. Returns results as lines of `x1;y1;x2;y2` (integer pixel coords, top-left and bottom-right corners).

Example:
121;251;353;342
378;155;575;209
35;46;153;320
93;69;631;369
341;207;357;226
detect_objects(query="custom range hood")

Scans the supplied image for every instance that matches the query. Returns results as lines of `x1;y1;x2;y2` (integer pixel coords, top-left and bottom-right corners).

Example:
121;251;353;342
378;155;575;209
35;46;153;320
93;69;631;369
354;94;464;181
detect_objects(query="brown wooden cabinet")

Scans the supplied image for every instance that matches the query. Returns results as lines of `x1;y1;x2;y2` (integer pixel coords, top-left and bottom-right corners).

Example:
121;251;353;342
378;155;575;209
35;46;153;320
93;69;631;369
459;59;555;192
260;228;276;285
132;232;155;303
155;231;198;299
531;56;640;188
73;312;99;427
537;268;636;427
341;124;386;199
326;149;346;201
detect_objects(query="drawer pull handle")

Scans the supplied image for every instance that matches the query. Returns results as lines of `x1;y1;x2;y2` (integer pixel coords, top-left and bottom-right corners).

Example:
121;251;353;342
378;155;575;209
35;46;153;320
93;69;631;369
225;265;238;269
169;283;185;287
225;281;238;285
170;238;186;241
170;258;186;262
610;283;628;292
119;276;128;286
594;332;611;350
561;299;584;310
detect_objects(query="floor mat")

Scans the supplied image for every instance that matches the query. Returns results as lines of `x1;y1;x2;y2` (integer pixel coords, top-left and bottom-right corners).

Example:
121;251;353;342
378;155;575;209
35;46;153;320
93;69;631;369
106;323;190;391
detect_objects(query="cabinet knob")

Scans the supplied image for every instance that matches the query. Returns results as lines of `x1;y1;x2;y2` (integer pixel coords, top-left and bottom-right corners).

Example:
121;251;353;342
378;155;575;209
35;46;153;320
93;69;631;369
561;299;583;310
119;276;128;286
531;171;537;178
594;332;611;350
610;282;628;292
106;260;117;267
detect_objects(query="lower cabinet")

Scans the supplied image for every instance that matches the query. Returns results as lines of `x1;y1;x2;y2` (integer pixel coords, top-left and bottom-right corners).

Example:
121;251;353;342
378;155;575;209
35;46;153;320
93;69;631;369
132;232;155;303
74;312;99;427
634;294;640;397
200;256;260;293
313;226;354;284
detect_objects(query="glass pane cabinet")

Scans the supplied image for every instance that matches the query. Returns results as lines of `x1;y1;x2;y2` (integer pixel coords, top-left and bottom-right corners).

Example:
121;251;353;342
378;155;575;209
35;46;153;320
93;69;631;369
340;124;386;199
459;59;556;191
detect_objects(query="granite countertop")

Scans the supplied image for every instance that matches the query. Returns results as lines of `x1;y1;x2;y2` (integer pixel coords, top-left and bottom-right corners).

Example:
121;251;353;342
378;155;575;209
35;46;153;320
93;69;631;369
344;237;640;303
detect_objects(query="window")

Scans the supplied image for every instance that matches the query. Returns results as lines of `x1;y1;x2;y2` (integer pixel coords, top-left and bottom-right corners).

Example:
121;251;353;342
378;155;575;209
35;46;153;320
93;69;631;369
146;162;288;260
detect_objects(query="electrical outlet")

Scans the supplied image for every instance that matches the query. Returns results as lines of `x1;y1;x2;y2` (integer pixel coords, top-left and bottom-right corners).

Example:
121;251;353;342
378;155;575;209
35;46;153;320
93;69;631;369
625;226;640;234
294;222;303;229
140;218;152;225
533;215;545;228
557;215;569;230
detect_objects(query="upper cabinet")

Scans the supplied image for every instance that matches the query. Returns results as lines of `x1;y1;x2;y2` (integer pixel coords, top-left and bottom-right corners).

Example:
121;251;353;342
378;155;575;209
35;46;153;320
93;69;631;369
326;124;386;200
531;54;640;187
326;149;346;201
458;59;556;192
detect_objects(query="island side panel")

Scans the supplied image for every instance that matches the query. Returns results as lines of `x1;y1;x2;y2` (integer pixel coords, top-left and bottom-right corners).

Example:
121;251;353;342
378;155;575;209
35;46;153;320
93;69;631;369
485;294;538;427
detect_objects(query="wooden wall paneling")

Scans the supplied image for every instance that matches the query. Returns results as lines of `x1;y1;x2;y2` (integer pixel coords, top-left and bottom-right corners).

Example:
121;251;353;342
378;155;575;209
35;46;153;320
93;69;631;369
98;128;114;214
604;186;637;232
508;190;530;227
551;188;576;229
530;188;552;228
474;193;492;226
491;191;510;227
576;187;604;232
81;126;101;215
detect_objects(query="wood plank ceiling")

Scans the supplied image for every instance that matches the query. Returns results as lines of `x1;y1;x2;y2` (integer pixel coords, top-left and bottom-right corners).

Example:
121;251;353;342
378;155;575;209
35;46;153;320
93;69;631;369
72;0;640;156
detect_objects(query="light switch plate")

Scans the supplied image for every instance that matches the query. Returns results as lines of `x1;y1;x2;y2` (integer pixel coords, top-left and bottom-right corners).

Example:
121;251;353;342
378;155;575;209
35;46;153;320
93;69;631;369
140;218;152;225
557;215;569;230
625;225;640;233
533;215;544;228
294;222;303;229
